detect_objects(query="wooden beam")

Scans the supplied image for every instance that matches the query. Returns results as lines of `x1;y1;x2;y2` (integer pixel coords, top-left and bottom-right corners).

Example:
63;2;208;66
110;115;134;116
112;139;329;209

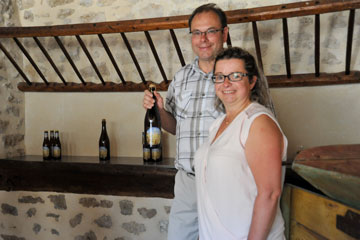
17;71;360;92
0;0;359;37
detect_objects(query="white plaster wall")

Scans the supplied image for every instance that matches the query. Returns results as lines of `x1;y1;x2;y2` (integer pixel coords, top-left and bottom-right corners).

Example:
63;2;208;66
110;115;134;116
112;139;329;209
19;0;360;159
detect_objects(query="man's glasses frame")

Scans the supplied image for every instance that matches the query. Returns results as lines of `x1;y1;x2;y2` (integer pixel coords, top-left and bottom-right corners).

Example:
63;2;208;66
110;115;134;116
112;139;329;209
189;28;224;38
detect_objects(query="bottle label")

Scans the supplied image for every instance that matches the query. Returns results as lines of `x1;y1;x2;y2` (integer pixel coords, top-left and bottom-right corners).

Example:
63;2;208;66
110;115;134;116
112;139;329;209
152;148;161;160
43;146;50;158
99;146;108;159
146;127;161;146
143;148;150;161
53;146;61;158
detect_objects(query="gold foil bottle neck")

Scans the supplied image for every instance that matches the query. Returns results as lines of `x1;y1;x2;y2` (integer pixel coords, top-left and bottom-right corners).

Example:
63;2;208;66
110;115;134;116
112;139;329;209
149;83;156;93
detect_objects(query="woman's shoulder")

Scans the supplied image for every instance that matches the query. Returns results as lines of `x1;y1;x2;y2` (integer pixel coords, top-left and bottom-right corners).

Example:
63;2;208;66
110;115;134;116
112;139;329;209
244;102;274;120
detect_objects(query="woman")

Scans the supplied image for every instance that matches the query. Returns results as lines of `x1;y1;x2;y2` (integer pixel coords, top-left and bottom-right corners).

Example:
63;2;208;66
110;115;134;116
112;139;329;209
195;47;287;240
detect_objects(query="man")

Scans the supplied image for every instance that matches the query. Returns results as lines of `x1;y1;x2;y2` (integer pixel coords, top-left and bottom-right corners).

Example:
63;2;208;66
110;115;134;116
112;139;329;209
143;3;228;240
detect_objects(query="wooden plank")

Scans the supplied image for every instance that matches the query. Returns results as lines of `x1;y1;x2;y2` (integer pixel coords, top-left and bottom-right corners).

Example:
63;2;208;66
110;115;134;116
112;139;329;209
295;144;360;176
293;144;360;209
0;156;176;198
290;186;360;239
290;220;328;240
0;0;359;37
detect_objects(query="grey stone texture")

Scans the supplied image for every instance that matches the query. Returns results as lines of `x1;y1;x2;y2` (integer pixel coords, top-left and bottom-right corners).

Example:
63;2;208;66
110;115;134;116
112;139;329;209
48;194;67;210
51;229;60;235
119;200;133;215
26;207;36;217
2;134;24;147
94;214;112;228
137;207;157;219
0;120;9;134
122;221;146;235
0;235;25;240
75;230;97;240
47;0;74;8
46;213;60;221
33;223;41;234
18;195;45;204
1;203;18;216
69;213;83;228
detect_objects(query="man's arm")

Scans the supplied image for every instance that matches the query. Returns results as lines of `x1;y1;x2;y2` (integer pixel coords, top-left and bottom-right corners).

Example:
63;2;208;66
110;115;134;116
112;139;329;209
143;90;176;135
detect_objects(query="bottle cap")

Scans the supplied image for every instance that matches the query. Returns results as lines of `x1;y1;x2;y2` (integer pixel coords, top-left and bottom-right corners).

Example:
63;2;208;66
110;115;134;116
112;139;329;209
149;83;156;92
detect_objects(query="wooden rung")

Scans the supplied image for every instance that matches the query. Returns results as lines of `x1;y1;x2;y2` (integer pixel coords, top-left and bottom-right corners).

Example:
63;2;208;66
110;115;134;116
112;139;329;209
76;35;105;85
33;37;67;85
144;31;168;83
13;37;49;85
98;34;126;84
120;32;146;84
54;36;86;85
169;29;185;67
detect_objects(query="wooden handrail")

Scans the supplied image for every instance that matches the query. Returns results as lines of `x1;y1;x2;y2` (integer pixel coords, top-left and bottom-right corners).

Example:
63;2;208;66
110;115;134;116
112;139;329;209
0;0;359;38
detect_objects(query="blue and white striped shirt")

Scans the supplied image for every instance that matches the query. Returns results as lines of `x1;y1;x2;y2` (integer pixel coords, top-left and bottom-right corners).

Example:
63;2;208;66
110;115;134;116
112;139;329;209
165;58;222;174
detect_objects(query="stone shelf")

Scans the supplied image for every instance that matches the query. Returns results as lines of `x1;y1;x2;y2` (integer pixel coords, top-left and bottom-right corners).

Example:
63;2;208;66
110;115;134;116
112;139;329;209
0;155;176;199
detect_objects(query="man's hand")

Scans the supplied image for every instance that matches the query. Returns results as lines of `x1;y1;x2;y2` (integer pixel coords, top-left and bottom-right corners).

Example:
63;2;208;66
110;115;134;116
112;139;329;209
143;90;164;110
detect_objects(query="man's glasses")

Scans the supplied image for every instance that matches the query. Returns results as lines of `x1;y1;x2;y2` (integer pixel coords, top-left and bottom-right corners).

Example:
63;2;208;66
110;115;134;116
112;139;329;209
189;28;223;38
212;72;248;83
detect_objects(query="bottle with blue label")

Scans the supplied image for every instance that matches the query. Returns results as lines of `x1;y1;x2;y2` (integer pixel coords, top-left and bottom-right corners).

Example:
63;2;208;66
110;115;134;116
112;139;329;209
99;119;110;162
42;131;51;161
143;84;162;162
53;130;62;160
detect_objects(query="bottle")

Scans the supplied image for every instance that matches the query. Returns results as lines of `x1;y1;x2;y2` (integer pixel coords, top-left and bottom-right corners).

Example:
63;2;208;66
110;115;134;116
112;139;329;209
42;131;51;161
49;130;55;160
142;132;150;161
99;119;110;161
144;84;162;162
53;130;62;160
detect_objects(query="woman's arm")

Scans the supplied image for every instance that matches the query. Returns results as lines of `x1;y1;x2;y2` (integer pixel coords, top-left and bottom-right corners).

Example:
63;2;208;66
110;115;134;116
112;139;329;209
245;114;284;240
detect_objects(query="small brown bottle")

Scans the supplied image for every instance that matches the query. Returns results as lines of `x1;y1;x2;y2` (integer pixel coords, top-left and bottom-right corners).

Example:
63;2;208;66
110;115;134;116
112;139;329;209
42;131;51;161
49;130;55;160
53;130;62;160
99;119;110;161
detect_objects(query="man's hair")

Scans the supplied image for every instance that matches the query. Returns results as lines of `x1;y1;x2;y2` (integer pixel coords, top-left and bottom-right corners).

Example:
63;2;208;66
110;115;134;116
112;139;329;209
188;3;227;30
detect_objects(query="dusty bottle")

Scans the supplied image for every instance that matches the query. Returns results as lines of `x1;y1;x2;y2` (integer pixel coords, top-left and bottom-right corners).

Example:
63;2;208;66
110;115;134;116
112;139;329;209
99;119;110;161
144;84;162;162
53;130;62;160
42;131;51;161
49;130;55;160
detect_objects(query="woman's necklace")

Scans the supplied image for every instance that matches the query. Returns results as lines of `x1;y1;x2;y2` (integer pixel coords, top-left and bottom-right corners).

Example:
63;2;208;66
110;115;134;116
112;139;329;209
223;102;251;126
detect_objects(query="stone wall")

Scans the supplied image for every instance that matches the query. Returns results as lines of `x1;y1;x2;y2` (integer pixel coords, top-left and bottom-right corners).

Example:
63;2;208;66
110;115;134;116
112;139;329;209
0;0;25;159
0;190;172;239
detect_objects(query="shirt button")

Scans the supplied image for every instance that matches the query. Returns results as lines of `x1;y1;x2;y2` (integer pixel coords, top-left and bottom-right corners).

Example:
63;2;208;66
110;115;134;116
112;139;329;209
197;132;201;136
198;112;202;116
202;93;205;97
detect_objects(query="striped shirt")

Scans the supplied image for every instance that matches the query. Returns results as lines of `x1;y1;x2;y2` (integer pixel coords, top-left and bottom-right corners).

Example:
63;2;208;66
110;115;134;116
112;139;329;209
165;58;223;174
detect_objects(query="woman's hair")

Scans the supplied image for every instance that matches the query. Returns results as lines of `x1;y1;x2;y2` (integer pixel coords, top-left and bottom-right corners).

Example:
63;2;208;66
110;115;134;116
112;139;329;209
213;47;276;114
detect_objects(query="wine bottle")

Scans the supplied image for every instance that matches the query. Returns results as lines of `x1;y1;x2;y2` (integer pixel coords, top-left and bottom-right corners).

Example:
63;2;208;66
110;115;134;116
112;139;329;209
53;130;62;160
144;84;162;162
99;119;110;161
49;130;55;160
42;131;51;161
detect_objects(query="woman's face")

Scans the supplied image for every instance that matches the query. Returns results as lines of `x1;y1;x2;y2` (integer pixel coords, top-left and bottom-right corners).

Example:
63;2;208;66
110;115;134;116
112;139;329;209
214;58;256;109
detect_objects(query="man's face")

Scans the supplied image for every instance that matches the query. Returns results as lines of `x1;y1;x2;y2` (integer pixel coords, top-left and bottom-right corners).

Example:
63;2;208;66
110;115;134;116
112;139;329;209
190;11;228;63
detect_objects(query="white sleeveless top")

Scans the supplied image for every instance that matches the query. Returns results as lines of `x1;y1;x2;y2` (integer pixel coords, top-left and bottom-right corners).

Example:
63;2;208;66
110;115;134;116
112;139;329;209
194;102;287;240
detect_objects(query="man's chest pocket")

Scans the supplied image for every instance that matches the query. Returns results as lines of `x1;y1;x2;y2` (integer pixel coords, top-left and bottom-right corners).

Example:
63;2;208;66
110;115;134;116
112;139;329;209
175;90;193;120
